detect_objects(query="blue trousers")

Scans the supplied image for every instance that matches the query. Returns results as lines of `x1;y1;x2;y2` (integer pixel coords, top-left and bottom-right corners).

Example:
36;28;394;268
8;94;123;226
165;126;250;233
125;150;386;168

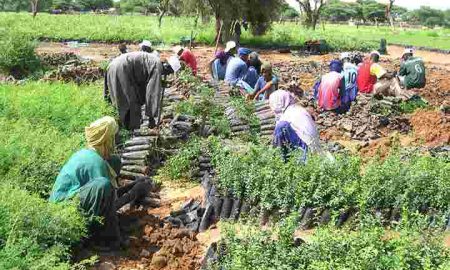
273;121;308;163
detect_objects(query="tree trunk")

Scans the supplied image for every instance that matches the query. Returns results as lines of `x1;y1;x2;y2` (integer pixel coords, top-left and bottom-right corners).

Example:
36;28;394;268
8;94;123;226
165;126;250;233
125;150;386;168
158;11;166;28
30;0;38;18
387;0;395;29
214;15;222;44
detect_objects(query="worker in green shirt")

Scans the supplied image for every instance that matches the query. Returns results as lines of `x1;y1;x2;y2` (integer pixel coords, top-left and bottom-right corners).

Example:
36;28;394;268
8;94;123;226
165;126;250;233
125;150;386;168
398;49;426;89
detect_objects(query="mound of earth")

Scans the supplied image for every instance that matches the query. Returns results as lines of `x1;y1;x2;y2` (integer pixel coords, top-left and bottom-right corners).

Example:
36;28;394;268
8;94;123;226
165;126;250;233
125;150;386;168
97;211;202;270
410;110;450;147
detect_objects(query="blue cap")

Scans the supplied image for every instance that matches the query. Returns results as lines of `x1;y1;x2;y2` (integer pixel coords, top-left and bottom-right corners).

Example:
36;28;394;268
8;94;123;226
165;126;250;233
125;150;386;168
330;60;343;73
238;48;252;56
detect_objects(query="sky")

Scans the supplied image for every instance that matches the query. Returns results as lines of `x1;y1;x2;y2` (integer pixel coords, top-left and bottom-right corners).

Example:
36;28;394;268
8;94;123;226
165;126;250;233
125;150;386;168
285;0;450;11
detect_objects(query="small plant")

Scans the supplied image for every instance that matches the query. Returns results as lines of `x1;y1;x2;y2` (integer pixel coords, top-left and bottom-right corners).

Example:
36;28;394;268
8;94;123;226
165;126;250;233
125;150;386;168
158;136;203;181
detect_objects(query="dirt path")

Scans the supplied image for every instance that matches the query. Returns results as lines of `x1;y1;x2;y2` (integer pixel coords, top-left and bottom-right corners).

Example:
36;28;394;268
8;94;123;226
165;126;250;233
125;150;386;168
36;42;450;70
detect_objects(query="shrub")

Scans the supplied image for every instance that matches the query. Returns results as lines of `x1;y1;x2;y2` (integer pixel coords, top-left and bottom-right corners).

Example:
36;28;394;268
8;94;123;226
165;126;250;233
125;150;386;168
0;32;40;78
0;184;86;269
217;218;450;270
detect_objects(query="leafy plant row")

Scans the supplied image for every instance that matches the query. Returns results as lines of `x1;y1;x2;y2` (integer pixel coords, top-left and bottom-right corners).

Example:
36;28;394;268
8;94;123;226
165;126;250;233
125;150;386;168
0;185;86;270
208;138;450;217
213;216;450;270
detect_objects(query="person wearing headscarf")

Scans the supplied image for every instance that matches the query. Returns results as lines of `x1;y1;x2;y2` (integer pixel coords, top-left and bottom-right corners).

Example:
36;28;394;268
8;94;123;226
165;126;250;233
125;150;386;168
50;117;122;246
269;90;322;162
209;41;236;80
50;117;154;249
313;60;347;113
174;46;198;76
252;62;279;101
104;51;178;130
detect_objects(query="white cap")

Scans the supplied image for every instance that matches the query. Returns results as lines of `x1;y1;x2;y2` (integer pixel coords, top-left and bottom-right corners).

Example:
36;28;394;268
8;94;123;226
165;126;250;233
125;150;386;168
370;50;381;57
168;55;181;73
403;48;414;55
340;52;350;60
224;41;236;53
139;40;152;49
172;45;183;55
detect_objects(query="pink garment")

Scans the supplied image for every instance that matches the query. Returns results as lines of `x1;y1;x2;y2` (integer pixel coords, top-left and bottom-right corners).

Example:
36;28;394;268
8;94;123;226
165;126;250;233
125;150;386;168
318;71;343;111
279;104;320;152
180;49;198;75
268;90;296;120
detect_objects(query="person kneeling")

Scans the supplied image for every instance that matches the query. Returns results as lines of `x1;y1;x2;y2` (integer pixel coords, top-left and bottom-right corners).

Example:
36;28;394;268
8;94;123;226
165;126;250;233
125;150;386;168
269;90;322;163
49;116;152;249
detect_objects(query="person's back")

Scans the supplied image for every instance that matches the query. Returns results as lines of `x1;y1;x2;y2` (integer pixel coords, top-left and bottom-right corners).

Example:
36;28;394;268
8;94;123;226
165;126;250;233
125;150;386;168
180;49;198;75
317;71;343;111
50;149;111;205
357;59;377;93
399;57;426;89
225;57;247;86
342;62;358;102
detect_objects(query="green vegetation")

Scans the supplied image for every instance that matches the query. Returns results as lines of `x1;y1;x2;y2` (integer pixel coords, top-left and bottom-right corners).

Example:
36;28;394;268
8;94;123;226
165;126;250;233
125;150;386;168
0;186;86;269
175;71;231;137
209;140;450;216
0;82;114;196
158;136;203;181
216;216;450;270
0;31;40;77
0;81;113;268
3;12;450;50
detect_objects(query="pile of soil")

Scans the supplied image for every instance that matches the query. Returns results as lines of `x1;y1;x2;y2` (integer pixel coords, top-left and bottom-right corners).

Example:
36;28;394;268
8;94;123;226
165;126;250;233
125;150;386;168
410;110;450;147
420;69;450;107
98;210;202;270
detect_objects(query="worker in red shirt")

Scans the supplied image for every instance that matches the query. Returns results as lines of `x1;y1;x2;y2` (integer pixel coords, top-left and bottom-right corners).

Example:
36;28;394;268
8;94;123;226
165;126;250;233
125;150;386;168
357;51;412;100
174;46;198;76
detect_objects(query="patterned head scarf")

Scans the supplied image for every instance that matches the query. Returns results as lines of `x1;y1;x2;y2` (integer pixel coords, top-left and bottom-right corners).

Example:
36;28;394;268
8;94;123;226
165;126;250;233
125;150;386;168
85;116;118;160
269;90;296;120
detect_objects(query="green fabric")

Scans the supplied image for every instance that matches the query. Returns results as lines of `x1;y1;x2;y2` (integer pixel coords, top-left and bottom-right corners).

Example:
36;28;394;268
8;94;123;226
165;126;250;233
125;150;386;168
49;149;120;216
399;57;426;89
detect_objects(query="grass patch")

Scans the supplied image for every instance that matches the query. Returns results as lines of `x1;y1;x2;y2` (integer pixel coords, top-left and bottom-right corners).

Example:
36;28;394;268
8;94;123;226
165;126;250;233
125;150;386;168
3;13;449;50
0;82;114;196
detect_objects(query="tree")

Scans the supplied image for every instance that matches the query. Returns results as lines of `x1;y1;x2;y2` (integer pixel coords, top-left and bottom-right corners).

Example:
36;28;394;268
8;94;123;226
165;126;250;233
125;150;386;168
386;0;395;28
280;3;300;20
30;0;39;17
295;0;326;30
321;0;357;22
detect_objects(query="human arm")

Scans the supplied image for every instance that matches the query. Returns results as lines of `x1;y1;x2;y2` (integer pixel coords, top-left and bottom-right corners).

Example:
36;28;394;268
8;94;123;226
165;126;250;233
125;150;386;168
312;79;321;100
208;58;215;76
399;62;407;76
253;79;274;100
339;76;346;97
